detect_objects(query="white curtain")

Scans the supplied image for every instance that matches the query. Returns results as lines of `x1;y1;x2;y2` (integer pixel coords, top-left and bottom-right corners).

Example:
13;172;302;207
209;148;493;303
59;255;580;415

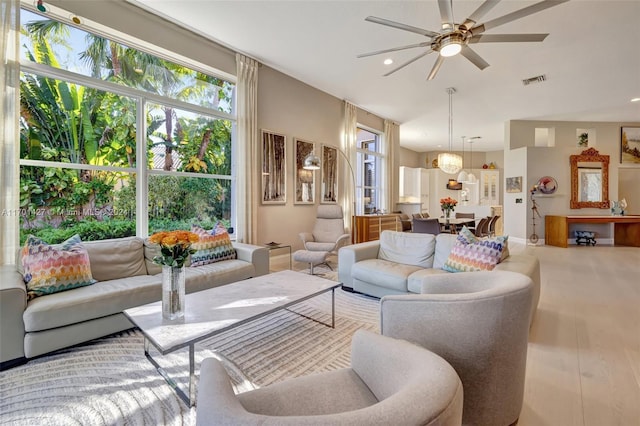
1;0;19;264
342;101;358;231
384;119;399;213
235;54;258;244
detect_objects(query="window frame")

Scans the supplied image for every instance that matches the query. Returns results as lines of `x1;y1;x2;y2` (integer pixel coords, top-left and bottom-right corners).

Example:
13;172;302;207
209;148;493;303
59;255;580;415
355;126;385;215
18;5;237;240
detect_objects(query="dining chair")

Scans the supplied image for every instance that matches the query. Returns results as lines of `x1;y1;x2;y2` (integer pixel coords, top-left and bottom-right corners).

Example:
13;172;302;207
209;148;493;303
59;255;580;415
475;217;490;237
412;217;441;234
488;215;501;237
455;212;475;233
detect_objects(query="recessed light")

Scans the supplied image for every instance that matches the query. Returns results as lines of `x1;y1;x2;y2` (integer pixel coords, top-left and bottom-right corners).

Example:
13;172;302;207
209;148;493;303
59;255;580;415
631;98;640;102
383;58;393;65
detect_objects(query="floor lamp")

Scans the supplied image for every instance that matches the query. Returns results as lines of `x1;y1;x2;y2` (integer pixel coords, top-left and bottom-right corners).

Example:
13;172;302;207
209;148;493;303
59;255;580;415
303;149;358;244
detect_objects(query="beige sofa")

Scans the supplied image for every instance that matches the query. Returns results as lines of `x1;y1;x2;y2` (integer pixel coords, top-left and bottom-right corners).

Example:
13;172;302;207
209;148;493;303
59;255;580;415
338;231;540;323
0;236;269;370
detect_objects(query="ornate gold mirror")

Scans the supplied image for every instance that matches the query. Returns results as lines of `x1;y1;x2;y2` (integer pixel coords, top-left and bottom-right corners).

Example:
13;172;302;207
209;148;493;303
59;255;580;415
570;148;610;209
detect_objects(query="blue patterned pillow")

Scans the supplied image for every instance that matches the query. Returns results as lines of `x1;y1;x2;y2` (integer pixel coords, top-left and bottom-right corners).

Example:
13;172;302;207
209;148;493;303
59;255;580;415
443;235;508;273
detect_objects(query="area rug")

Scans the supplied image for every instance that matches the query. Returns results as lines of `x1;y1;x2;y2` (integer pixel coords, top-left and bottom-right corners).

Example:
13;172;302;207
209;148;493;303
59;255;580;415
0;288;379;425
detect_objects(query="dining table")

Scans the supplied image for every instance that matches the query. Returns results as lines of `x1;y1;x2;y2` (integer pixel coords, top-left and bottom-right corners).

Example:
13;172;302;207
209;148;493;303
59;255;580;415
437;217;476;234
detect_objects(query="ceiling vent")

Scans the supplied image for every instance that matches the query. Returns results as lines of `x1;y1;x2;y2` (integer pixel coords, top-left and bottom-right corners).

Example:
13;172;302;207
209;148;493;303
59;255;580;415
522;74;547;86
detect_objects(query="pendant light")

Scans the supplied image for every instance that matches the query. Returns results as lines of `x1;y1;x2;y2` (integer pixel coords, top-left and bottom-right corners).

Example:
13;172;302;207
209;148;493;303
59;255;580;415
438;87;462;174
467;136;481;184
457;136;468;183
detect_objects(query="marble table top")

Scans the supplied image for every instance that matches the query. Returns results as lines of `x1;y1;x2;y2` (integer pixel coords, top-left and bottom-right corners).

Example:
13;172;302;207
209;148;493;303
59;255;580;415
123;270;341;354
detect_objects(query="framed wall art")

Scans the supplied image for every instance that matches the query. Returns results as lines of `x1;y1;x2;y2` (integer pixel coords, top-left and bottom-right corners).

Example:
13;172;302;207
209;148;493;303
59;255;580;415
621;126;640;164
294;138;315;204
321;144;338;204
505;176;522;193
261;130;286;204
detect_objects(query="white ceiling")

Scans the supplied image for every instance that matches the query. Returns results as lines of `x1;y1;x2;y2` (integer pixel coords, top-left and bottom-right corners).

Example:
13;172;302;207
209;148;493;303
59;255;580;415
131;0;640;152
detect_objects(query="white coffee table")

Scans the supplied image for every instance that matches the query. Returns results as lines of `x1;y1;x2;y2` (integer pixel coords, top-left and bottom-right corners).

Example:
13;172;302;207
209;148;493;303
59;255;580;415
123;270;342;406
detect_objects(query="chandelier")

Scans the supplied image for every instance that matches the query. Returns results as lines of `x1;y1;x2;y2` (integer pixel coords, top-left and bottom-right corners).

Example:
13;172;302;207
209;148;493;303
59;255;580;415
438;88;462;174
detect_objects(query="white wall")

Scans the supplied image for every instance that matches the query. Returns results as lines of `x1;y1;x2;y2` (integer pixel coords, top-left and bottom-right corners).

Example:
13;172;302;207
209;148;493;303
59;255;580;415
507;119;640;243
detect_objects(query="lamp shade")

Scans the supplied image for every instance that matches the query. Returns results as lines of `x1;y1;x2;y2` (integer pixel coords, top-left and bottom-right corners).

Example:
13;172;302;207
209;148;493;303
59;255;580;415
457;170;469;183
438;152;463;174
303;153;321;170
467;172;478;184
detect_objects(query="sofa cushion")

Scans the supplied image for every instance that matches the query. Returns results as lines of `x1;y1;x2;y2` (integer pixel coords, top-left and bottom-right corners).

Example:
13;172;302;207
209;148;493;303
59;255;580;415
23;274;162;332
183;259;255;293
433;233;458;269
191;225;237;267
352;259;423;293
443;236;508;273
21;235;97;300
378;231;436;268
83;237;147;281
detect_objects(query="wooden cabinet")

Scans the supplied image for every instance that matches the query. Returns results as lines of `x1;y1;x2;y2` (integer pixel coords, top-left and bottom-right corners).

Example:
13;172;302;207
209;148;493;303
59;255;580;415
353;215;400;243
480;170;500;206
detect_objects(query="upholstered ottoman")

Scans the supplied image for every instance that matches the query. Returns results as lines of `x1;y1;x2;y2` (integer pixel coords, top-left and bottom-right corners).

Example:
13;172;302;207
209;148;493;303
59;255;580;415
292;250;330;275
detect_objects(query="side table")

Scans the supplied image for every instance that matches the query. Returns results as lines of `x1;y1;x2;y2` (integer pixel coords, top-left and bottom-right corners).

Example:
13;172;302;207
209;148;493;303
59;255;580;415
264;243;292;270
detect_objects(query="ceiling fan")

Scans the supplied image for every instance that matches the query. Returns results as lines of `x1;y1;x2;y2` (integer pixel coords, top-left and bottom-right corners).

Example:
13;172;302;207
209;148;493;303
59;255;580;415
358;0;569;80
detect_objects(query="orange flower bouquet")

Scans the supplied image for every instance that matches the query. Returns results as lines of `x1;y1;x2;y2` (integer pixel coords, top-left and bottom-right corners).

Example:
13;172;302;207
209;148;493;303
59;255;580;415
149;230;199;268
440;197;458;212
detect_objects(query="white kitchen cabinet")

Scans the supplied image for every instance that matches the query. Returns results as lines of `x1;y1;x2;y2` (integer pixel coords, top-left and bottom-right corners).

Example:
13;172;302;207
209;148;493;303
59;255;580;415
399;166;419;202
480;170;500;206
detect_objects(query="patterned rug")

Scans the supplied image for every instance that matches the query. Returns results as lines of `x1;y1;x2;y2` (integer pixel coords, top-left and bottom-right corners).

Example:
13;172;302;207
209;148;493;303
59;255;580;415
0;288;379;425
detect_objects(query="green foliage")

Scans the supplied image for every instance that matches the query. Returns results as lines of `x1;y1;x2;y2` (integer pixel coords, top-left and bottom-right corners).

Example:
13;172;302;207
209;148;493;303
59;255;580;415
20;219;136;245
19;13;235;242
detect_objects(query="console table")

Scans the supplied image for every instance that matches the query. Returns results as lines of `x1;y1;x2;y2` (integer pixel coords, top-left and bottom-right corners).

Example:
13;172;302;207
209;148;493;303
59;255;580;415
545;215;640;247
352;214;400;243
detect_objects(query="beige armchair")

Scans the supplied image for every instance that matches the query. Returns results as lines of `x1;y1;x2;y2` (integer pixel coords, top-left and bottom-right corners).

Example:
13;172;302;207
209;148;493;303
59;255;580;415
196;330;463;426
380;270;533;426
298;205;350;255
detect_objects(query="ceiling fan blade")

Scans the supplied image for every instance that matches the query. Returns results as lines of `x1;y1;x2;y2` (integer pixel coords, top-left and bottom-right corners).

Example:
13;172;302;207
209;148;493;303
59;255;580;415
427;55;445;80
469;33;549;43
460;46;490;70
365;16;439;38
472;0;569;34
437;0;455;31
357;41;432;58
461;0;500;30
384;50;434;77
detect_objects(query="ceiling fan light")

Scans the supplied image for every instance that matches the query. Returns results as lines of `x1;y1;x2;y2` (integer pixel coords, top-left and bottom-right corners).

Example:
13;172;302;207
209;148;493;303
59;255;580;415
439;34;463;57
438;152;462;174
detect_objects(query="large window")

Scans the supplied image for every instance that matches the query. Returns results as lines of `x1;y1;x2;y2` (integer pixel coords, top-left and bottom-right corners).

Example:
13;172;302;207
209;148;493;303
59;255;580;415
356;127;384;214
18;7;235;243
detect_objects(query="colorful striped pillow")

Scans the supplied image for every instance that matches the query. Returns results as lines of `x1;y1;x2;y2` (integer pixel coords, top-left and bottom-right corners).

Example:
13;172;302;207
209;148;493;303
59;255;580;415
190;225;236;267
21;234;97;300
443;235;508;273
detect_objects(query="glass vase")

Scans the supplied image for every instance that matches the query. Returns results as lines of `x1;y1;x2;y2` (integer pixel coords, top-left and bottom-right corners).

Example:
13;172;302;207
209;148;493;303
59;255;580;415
162;265;185;320
445;209;451;220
